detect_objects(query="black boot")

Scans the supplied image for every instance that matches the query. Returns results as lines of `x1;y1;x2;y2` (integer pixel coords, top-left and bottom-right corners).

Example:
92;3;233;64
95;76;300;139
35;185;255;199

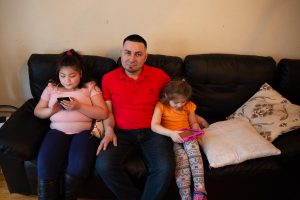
38;179;59;200
64;173;83;200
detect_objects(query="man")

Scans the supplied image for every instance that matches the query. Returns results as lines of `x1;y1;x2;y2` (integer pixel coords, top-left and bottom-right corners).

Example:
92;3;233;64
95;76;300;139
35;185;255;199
95;34;175;200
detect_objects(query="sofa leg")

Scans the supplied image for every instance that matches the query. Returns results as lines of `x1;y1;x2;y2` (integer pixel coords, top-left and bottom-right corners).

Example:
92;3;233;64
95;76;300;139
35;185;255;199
64;173;82;200
38;179;59;200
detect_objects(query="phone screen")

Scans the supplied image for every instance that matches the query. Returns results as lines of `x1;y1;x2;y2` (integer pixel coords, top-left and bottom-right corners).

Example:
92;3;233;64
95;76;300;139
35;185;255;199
179;130;196;138
57;97;70;103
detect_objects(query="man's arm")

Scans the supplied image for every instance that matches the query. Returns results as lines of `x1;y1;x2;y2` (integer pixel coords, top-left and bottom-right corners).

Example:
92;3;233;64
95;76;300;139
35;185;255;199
96;100;117;155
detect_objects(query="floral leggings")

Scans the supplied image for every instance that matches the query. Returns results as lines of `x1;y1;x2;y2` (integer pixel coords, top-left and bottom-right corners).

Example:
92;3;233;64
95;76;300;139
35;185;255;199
173;139;206;199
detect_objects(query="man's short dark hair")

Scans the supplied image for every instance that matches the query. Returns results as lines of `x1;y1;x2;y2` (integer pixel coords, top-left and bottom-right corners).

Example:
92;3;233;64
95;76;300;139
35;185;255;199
123;34;147;49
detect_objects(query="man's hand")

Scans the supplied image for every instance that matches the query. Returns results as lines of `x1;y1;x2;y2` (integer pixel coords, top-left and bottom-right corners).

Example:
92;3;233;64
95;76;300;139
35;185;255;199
96;130;117;155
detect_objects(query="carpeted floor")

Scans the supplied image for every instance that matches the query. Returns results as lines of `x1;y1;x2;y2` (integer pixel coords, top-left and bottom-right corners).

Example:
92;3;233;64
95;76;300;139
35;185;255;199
0;171;94;200
0;171;36;200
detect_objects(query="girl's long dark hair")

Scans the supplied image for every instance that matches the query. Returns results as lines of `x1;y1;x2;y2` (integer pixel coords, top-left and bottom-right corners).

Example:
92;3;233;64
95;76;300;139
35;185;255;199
50;49;87;88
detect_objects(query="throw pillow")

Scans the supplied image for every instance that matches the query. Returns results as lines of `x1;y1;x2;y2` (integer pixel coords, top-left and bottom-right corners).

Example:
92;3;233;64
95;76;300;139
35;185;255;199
198;118;281;168
228;83;300;142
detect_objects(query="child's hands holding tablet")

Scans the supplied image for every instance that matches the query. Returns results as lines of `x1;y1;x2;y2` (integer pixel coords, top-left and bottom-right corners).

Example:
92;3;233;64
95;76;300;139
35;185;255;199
179;128;205;142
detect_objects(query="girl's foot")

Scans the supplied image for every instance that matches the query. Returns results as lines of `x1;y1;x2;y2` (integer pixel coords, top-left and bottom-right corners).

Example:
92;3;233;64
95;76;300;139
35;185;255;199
193;190;207;200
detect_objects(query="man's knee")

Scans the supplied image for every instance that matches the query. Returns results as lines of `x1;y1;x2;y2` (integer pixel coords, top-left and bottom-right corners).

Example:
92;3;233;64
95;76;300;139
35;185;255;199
95;156;110;176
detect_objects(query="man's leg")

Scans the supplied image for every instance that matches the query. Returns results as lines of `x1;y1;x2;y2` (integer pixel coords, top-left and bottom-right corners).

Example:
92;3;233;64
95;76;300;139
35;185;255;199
95;131;140;200
140;130;175;200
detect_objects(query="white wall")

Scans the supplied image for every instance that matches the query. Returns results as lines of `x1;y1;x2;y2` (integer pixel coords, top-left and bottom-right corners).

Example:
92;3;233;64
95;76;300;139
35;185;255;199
1;0;300;107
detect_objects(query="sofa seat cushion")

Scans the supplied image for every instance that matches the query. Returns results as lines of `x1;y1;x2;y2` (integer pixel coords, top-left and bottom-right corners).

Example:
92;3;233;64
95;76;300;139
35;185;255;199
272;129;300;168
205;156;282;176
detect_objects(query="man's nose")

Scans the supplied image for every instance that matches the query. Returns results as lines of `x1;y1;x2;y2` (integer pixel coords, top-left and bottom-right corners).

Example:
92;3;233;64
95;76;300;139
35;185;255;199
129;54;136;62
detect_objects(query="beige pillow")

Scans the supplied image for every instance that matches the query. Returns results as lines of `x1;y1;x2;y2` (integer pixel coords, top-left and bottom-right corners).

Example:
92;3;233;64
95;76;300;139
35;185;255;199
228;83;300;142
198;118;281;168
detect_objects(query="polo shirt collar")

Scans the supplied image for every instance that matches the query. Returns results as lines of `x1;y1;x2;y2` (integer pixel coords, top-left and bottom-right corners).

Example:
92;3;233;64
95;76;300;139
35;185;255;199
119;65;150;81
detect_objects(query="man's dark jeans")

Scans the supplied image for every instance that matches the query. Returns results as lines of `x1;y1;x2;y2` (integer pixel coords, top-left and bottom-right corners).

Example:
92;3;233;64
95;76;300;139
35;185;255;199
95;128;175;200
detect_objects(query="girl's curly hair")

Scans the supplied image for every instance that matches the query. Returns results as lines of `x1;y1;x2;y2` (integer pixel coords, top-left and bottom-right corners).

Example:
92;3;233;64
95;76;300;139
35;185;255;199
159;80;192;105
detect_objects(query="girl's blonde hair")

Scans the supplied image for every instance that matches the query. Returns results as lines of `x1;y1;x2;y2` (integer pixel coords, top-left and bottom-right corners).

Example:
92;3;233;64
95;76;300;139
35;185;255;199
159;80;192;105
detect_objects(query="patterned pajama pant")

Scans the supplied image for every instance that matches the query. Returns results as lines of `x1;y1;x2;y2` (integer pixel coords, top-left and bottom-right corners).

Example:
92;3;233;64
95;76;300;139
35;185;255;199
173;139;206;200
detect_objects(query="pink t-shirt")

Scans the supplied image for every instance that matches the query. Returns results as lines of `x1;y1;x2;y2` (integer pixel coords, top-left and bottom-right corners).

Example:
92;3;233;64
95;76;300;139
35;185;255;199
40;81;101;134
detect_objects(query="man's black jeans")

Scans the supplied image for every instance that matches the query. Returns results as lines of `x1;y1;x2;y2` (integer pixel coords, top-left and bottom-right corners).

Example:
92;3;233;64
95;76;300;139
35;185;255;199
96;128;175;200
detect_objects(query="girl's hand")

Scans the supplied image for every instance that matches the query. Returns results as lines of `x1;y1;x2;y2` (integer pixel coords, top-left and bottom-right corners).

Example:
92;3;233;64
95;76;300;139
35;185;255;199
171;131;184;143
60;97;80;111
51;101;62;115
191;122;201;130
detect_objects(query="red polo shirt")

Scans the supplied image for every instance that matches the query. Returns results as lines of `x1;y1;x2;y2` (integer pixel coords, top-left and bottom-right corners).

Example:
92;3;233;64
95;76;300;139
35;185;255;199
102;65;171;130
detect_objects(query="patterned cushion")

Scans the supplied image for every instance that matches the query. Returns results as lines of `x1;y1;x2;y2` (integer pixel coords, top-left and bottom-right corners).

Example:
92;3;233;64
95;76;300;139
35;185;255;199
228;83;300;141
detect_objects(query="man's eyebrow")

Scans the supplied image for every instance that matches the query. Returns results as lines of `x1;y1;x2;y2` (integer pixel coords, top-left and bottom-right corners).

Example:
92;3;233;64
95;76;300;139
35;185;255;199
134;51;143;54
123;50;143;54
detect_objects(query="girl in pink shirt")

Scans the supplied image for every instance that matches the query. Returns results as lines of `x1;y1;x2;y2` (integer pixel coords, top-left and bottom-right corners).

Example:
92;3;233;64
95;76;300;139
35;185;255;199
34;49;108;200
151;80;207;200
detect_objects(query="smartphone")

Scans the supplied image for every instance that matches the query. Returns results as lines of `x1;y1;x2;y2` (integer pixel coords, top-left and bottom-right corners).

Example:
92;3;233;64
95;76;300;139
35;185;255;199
179;129;205;142
57;97;71;103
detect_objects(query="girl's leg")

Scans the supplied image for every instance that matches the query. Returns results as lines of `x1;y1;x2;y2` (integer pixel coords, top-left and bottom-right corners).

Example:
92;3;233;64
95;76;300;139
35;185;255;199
37;129;71;200
183;139;206;193
174;143;192;200
66;130;99;177
37;129;71;179
64;131;99;200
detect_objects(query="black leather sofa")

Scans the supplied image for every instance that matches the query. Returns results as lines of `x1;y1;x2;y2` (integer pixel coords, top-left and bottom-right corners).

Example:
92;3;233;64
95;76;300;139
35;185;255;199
0;53;300;200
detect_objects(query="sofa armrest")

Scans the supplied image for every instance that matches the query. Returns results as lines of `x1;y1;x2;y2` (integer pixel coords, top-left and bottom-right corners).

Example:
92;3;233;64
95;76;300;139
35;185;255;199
0;99;49;160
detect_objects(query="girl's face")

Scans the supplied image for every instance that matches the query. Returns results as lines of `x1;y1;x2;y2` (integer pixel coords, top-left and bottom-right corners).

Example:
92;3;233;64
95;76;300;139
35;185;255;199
169;95;187;110
59;66;81;91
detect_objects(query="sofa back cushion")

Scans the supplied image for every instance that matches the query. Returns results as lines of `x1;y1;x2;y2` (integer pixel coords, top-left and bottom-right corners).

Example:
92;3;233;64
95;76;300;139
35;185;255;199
117;54;183;79
275;59;300;105
183;54;276;123
28;54;116;100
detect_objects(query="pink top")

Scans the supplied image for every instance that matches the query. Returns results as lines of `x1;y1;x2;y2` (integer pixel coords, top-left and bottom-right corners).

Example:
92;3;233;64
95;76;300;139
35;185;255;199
40;81;101;134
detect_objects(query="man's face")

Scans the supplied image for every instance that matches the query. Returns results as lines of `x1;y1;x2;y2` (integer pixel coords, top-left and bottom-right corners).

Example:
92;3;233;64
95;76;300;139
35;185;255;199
121;41;148;76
